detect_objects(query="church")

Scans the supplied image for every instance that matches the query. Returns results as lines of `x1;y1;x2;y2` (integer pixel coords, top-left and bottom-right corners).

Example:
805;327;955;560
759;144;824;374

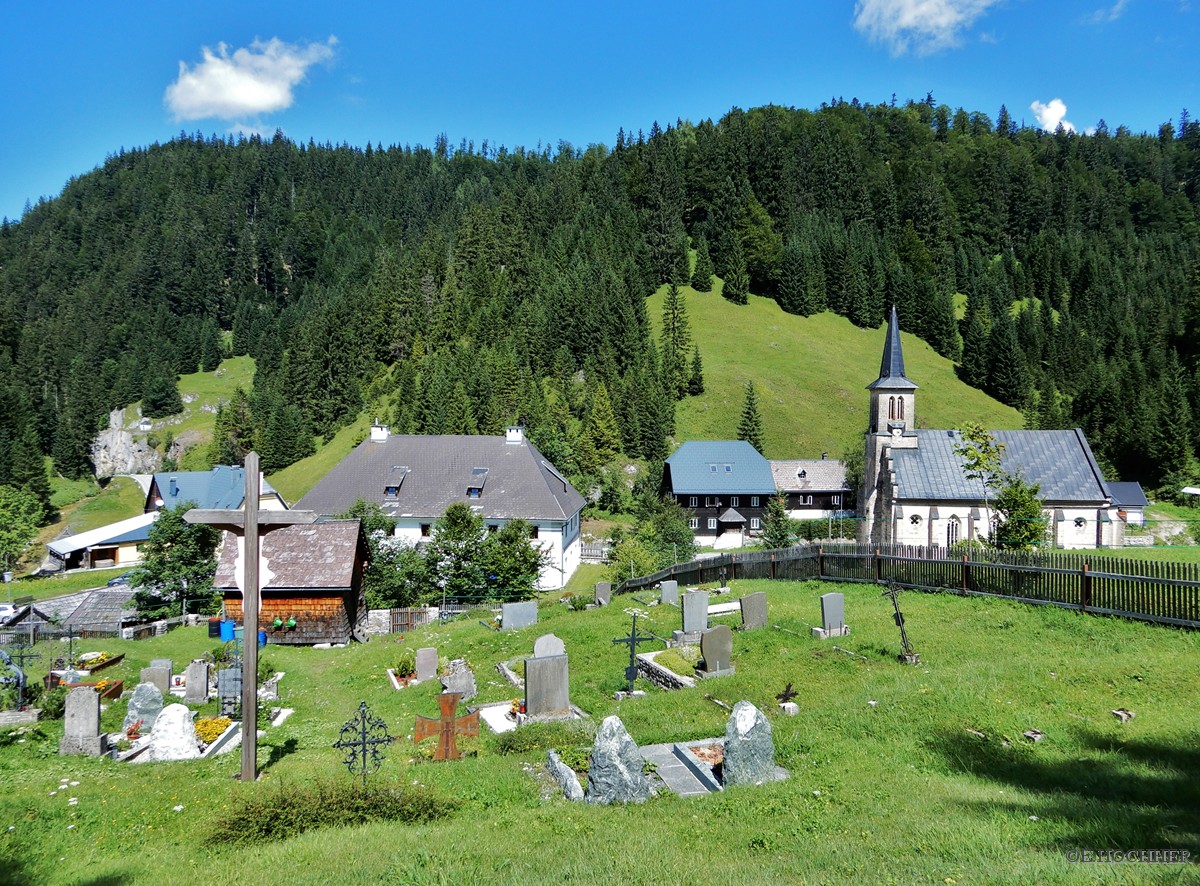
859;307;1124;550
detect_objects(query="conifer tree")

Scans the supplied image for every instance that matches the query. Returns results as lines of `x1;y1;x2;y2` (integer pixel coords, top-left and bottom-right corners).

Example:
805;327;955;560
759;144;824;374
737;381;765;453
723;241;750;305
582;382;622;469
758;492;795;549
691;236;714;292
11;425;54;524
660;284;692;399
688;346;705;396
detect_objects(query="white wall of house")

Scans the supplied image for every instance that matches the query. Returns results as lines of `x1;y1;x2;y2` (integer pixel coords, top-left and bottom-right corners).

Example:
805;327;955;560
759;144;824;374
891;502;1125;549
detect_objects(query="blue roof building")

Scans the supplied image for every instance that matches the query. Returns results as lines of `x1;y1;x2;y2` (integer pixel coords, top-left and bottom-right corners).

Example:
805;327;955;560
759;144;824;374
663;440;776;546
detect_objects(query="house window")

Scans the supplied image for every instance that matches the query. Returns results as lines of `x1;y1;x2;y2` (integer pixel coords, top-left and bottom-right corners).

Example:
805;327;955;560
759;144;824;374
750;518;761;530
832;495;841;506
688;518;699;529
467;487;482;498
1074;517;1087;527
947;517;960;547
751;496;760;507
487;524;498;534
384;485;399;497
731;496;739;507
706;496;716;507
420;523;432;537
799;495;813;506
529;525;539;539
707;518;717;530
689;496;698;508
710;464;718;473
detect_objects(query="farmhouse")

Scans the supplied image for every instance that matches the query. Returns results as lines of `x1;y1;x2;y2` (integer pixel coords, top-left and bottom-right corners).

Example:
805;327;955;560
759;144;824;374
662;440;776;547
769;457;852;520
859;307;1124;549
295;426;584;590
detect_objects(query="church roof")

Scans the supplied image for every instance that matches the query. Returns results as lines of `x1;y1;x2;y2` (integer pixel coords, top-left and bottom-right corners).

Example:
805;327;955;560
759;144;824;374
1108;481;1149;510
891;429;1112;504
866;305;919;391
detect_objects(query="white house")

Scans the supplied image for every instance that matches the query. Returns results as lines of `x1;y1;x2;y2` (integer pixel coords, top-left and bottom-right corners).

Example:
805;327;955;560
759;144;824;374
295;426;585;590
860;307;1124;550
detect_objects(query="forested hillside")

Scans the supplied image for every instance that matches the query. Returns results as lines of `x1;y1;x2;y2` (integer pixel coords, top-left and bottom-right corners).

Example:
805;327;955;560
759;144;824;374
1;97;1198;527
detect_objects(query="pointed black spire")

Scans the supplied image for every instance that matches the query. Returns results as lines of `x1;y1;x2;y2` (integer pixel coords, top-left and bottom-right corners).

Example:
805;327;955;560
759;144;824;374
866;305;919;390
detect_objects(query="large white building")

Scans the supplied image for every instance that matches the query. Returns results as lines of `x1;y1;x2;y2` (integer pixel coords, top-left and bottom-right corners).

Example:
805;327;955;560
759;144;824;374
860;307;1124;550
296;425;584;590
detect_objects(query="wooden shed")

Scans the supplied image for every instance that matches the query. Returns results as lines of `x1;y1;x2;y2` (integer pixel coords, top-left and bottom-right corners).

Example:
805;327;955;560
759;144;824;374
213;520;368;645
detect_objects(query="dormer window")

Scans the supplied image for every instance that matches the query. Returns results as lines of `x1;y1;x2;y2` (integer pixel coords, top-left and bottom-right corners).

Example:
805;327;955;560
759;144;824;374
467;466;488;498
384;485;399;497
710;464;718;473
724;464;732;473
798;469;807;479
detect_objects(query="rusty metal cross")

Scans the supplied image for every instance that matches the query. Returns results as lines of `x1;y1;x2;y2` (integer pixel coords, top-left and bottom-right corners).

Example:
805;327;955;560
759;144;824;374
414;692;479;760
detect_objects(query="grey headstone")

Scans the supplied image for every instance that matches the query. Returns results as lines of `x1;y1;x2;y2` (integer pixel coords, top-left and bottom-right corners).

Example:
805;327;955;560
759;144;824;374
585;716;650;805
183;661;210;704
821;592;845;633
739;592;768;630
123;682;164;733
546;749;584;801
441;658;477;701
140;666;170;694
699;625;734;675
524;654;570;717
660;580;679;606
594;582;611;606
149;659;173;675
682;590;709;634
415;647;438;682
59;687;103;756
216;667;242;698
144;703;200;762
533;633;566;658
501;600;538;631
723;701;776;786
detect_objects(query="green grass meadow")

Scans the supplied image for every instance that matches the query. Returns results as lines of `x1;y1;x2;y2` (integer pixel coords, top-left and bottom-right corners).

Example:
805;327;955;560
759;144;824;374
2;579;1196;885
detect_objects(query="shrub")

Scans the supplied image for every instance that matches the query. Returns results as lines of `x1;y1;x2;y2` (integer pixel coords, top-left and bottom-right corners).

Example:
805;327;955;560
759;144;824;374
195;716;232;744
567;594;588;612
208;779;458;845
257;656;275;684
394;648;416;679
39;687;67;720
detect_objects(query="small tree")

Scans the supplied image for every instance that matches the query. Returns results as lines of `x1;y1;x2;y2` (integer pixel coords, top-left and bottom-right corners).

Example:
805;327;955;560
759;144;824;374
337;500;427;609
692;236;714;293
483;519;549;601
990;473;1048;550
953;421;1005;548
426;502;487;601
130;502;221;620
758;492;796;549
737;381;765;453
0;485;41;574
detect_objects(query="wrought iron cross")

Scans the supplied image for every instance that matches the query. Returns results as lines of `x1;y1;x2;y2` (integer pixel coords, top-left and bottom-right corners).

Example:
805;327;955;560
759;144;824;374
611;613;655;693
776;682;798;704
414;692;479;760
881;581;916;660
333;701;395;787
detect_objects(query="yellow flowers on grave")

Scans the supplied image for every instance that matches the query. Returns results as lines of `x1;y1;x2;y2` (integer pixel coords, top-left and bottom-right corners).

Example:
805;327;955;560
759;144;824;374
194;717;232;745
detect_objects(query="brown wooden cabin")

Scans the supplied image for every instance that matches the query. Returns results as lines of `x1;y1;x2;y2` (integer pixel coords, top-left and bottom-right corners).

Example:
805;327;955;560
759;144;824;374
213;520;369;645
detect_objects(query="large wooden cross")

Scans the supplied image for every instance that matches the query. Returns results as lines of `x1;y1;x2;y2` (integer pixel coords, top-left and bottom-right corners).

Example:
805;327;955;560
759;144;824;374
414;692;479;760
184;451;316;781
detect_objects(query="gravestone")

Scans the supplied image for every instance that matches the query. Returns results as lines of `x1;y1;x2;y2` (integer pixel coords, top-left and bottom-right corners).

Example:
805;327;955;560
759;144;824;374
659;580;679;606
524;654;570;717
676;590;709;641
723;701;778;786
140;665;171;694
183;661;210;704
586;716;650;805
533;633;566;658
698;625;735;678
123;682;164;733
594;582;612;607
144;703;200;762
415;648;439;682
150;658;173;676
739;592;768;630
812;592;849;639
59;687;104;756
501;600;538;631
441;658;477;702
217;667;242;717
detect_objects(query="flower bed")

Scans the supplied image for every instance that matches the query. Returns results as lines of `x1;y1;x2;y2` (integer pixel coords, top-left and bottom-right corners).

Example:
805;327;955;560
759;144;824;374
84;653;124;674
65;679;124;700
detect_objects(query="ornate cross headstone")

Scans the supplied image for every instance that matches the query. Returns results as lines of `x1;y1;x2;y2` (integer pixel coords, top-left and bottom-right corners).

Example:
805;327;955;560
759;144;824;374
881;581;919;664
611;613;655;693
333;701;395;787
414;692;479;760
184;451;317;782
5;642;39;707
775;682;798;704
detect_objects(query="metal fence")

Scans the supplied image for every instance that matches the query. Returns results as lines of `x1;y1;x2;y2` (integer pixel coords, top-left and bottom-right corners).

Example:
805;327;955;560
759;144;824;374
612;543;1200;629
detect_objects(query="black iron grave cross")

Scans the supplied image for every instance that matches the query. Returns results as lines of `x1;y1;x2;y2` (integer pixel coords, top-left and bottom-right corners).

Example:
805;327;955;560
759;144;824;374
611;613;655;693
333;701;395;787
775;682;798;704
881;580;919;664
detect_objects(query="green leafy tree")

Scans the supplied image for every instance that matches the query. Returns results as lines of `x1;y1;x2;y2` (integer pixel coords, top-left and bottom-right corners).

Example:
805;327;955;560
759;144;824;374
426;502;487;600
758;492;796;549
483;519;549;601
637;496;697;568
737;381;765;453
0;485;41;574
990;473;1048;550
129;502;221;620
336;499;426;609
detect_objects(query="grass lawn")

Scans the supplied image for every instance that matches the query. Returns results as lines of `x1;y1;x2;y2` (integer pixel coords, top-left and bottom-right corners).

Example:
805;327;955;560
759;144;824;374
648;287;1022;460
2;580;1196;884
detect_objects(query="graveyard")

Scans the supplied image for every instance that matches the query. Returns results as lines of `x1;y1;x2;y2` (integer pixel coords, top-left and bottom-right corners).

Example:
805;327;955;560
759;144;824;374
1;578;1197;885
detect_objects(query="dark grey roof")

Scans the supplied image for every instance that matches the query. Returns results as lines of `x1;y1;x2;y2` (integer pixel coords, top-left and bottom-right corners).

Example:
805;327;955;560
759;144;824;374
769;459;848;492
1108;481;1149;509
664;440;776;495
214;520;365;590
866;305;919;391
63;587;138;630
891;429;1112;504
294;433;584;522
718;507;746;523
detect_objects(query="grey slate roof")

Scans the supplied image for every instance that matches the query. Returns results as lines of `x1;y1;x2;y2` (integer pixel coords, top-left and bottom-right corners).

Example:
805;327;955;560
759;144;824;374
294;434;585;522
63;587;138;631
891;429;1112;504
1108;481;1149;510
664;440;776;495
866;305;919;391
213;520;365;590
770;459;848;492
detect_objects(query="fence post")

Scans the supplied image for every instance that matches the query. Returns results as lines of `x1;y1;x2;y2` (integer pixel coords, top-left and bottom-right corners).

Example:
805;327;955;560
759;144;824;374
961;554;969;593
817;545;824;579
1080;563;1091;611
874;548;882;582
730;555;736;582
770;552;776;580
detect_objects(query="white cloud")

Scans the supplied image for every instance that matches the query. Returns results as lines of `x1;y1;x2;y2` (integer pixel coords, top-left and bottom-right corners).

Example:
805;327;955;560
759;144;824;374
853;0;1004;56
165;36;336;121
1089;0;1130;23
1030;98;1076;133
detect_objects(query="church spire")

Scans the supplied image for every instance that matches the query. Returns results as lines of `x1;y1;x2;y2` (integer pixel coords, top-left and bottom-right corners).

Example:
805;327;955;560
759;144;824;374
866;305;919;391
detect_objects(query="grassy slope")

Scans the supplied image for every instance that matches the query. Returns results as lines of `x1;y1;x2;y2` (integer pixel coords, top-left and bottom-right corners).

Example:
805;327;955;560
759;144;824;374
1;581;1195;885
266;413;374;506
649;285;1023;459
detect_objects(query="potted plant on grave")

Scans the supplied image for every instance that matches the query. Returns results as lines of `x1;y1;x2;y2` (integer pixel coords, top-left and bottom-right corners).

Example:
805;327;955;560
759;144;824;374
125;719;144;740
389;649;416;688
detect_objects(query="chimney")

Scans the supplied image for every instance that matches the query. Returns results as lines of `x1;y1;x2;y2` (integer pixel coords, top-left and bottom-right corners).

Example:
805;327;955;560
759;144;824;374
370;421;389;443
821;452;828;460
505;426;525;445
169;477;178;496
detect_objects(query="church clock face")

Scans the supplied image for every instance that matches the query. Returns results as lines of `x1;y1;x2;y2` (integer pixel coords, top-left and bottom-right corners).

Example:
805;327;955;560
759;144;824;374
891;427;903;438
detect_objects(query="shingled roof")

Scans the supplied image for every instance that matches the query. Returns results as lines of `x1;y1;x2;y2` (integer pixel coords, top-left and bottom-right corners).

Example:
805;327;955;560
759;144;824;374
891;428;1112;504
213;520;366;591
664;440;776;495
770;459;848;492
294;432;584;522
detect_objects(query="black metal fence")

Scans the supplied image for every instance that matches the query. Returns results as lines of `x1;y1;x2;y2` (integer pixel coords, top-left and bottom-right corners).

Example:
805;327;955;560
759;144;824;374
612;544;1200;629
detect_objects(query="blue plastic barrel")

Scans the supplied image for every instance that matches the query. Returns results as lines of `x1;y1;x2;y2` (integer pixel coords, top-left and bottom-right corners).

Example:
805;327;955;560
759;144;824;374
219;620;234;642
258;630;267;648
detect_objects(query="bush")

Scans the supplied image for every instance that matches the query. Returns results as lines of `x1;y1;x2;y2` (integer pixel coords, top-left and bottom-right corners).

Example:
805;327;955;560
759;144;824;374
39;687;67;719
394;648;416;679
257;656;275;684
208;779;458;845
492;721;587;755
567;594;588;612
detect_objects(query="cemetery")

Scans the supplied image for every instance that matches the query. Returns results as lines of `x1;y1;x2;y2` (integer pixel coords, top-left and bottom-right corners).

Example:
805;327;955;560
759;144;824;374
0;575;1197;884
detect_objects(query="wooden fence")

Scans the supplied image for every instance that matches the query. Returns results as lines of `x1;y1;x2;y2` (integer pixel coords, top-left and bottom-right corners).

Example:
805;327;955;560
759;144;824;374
613;544;1200;629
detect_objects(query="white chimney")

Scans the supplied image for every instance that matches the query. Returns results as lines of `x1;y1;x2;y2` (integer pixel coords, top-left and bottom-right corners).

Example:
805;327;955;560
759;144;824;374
505;426;525;445
370;423;389;443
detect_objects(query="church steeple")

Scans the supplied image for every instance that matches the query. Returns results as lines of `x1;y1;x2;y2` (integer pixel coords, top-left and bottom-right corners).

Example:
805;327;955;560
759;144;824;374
866;305;918;436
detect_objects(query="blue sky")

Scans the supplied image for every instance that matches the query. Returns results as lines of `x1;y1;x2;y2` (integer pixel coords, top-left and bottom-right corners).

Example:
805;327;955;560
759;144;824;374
1;1;1196;222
